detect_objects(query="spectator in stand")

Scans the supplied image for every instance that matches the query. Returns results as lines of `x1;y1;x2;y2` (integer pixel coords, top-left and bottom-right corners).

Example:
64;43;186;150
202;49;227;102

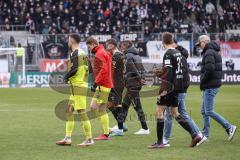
0;0;239;35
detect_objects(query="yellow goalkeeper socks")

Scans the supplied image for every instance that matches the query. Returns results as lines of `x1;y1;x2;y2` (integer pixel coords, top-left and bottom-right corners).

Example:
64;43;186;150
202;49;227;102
79;112;92;139
66;113;74;137
100;113;109;135
82;120;92;139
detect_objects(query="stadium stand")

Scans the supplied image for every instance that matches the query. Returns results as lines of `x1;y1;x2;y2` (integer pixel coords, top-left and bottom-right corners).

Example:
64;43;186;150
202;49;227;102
0;0;239;35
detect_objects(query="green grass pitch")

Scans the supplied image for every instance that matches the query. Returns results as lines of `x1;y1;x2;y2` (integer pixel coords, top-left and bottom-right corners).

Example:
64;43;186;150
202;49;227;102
0;85;239;160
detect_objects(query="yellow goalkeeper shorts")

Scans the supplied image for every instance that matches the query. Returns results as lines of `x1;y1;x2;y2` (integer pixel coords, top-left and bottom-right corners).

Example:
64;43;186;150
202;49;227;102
93;86;111;105
69;83;88;110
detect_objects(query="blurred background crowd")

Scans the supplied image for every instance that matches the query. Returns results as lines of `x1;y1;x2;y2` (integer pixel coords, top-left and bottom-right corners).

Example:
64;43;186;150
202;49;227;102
0;0;240;36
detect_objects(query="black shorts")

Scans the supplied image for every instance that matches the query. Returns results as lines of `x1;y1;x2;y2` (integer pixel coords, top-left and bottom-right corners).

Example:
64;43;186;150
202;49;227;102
156;91;178;107
108;87;124;105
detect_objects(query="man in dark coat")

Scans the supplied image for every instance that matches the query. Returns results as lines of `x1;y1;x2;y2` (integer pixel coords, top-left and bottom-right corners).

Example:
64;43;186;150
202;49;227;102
196;35;237;141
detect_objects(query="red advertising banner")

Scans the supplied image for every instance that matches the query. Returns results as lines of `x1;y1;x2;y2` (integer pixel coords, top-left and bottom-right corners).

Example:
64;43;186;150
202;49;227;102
40;59;68;73
220;42;240;58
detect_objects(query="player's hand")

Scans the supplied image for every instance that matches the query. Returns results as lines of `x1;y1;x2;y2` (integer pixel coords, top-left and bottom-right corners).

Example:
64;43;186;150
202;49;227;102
140;79;146;85
91;83;98;92
64;77;69;84
153;68;162;77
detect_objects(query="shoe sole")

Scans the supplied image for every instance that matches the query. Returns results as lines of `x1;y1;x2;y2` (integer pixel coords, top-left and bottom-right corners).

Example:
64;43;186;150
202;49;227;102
77;143;94;147
109;134;124;137
196;136;208;147
148;146;168;149
56;143;71;146
134;133;150;135
228;126;237;141
190;136;202;147
94;138;111;140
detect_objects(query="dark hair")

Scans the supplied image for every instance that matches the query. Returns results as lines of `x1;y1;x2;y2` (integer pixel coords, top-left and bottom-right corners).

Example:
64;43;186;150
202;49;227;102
173;38;178;44
69;33;81;43
162;32;174;45
119;40;133;49
86;36;98;45
106;38;117;47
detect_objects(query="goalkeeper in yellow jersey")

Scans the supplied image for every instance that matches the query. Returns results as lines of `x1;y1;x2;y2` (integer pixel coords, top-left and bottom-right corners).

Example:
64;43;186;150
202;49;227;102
56;34;93;147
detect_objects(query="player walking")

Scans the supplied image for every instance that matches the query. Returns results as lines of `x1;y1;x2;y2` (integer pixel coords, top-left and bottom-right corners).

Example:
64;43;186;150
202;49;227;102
86;37;113;140
148;32;202;148
105;38;126;137
56;34;93;147
160;39;207;148
119;41;150;135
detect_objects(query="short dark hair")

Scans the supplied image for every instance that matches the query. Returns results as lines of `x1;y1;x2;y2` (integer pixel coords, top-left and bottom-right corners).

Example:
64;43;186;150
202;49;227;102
120;40;133;49
162;32;174;45
106;38;117;47
173;38;178;44
86;36;98;45
69;33;81;43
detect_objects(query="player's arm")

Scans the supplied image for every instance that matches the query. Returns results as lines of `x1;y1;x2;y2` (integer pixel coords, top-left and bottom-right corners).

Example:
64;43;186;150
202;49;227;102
126;54;144;80
153;66;163;77
201;53;215;83
163;54;173;83
64;51;78;83
160;54;173;95
94;53;106;85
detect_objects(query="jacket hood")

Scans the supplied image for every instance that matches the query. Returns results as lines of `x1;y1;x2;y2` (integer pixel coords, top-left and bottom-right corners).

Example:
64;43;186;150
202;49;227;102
93;44;104;53
126;46;139;55
202;41;220;54
176;45;188;59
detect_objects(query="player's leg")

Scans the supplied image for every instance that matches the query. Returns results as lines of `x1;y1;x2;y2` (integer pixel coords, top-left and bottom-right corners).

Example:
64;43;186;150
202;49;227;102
178;93;200;135
112;90;131;132
177;92;208;146
70;90;94;147
100;103;110;135
148;105;166;149
108;88;125;135
203;88;236;141
163;107;172;146
76;109;94;147
108;101;118;121
171;107;202;147
56;104;74;146
201;91;210;138
108;89;119;121
93;86;111;140
130;87;149;135
121;90;132;122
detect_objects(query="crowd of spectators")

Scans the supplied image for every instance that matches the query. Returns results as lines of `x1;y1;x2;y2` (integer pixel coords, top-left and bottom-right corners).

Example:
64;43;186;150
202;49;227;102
0;0;240;36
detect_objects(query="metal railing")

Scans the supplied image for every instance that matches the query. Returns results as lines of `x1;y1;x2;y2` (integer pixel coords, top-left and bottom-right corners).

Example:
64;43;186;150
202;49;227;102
0;25;27;31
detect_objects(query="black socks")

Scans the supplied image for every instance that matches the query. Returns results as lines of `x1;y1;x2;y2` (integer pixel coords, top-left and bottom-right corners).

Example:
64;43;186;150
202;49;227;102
109;107;124;130
175;115;195;138
157;118;164;144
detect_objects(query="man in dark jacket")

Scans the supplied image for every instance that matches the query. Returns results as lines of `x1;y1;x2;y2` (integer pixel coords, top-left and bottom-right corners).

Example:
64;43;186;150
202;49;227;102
197;35;236;141
120;41;150;135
